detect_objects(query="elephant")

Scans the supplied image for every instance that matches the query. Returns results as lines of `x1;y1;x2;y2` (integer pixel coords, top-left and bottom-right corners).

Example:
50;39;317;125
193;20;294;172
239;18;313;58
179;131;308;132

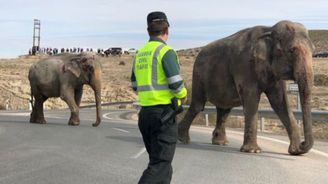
28;53;102;127
178;20;314;155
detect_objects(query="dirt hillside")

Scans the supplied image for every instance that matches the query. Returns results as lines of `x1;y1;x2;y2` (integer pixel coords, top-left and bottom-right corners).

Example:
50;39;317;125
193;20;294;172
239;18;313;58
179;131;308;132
2;54;327;111
309;30;328;52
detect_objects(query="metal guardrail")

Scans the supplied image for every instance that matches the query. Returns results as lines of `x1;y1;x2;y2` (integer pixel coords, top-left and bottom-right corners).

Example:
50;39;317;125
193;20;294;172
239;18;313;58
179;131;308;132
80;101;135;109
81;101;328;122
182;105;328;122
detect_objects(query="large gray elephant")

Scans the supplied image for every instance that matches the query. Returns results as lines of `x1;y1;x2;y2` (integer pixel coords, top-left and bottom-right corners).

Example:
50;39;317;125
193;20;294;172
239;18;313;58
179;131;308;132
28;53;102;127
178;20;314;155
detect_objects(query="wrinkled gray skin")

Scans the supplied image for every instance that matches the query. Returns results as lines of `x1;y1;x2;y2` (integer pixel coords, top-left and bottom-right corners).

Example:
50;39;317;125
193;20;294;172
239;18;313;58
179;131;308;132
178;20;314;155
28;53;102;127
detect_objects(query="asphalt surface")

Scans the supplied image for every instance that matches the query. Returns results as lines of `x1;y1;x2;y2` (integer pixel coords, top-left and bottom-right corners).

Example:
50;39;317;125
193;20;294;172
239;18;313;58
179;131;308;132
0;108;327;184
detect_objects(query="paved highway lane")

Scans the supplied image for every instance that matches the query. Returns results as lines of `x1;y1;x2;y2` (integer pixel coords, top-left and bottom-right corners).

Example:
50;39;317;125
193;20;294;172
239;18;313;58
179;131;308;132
0;109;327;184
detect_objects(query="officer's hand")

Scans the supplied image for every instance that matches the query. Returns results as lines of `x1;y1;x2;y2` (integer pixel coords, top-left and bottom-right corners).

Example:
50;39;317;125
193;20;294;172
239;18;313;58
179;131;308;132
180;96;188;104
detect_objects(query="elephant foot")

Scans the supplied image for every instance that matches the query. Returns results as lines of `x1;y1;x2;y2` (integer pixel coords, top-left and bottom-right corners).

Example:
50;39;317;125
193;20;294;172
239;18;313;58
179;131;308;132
68;117;80;126
68;121;80;126
30;118;47;124
29;117;36;123
240;143;261;153
212;129;228;145
288;134;309;155
30;112;36;122
288;143;307;155
92;121;101;127
178;125;190;144
212;136;229;146
29;111;43;123
212;138;228;145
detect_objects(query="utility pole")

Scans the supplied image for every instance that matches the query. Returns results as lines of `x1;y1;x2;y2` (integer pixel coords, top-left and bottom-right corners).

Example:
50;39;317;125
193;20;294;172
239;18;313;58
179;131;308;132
32;19;41;55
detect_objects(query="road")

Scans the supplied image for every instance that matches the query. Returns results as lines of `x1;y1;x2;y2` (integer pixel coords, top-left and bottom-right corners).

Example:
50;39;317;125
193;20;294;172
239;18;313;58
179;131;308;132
0;108;327;184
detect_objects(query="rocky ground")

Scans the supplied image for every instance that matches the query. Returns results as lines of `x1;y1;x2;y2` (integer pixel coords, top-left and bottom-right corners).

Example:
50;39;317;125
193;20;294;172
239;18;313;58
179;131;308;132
0;52;327;139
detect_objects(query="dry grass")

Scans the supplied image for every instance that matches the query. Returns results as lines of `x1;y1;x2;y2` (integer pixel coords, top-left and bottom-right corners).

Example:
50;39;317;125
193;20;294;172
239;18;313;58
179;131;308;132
0;51;327;140
0;54;327;111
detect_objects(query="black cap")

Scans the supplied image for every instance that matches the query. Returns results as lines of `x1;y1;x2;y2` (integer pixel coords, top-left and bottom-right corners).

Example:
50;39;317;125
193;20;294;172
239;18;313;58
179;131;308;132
147;11;170;26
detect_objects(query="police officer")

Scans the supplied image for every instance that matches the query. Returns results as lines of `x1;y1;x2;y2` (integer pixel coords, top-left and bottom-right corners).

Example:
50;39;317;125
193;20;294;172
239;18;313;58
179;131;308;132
131;11;187;184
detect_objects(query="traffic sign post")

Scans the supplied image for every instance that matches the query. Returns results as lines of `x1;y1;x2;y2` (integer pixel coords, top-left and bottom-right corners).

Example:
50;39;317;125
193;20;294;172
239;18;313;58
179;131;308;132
288;83;301;126
288;83;299;93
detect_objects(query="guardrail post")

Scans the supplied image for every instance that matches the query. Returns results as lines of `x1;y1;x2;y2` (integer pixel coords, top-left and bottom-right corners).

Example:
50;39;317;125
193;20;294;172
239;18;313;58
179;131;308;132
29;97;32;111
289;83;303;126
260;116;265;132
5;99;9;110
205;114;209;127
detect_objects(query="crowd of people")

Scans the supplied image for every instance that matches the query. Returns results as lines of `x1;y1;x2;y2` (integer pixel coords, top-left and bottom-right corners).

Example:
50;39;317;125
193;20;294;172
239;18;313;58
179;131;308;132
28;47;95;56
28;47;133;57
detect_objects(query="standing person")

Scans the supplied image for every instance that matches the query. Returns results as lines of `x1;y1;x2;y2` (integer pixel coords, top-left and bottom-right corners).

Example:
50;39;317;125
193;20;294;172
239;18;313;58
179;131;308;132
131;11;187;184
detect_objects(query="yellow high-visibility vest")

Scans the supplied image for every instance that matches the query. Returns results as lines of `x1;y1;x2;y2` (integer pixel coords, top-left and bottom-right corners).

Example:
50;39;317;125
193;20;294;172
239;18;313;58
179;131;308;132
133;41;186;106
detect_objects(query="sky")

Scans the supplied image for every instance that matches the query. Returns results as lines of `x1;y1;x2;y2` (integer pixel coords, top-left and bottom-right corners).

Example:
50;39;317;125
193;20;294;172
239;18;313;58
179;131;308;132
0;0;327;58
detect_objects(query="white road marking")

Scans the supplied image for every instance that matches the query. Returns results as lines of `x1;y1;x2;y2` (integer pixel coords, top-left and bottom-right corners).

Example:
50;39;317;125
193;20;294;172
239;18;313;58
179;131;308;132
228;130;328;158
104;111;146;158
103;112;114;120
104;111;145;158
103;111;136;122
0;112;30;116
191;126;328;159
112;128;130;133
0;112;64;119
131;147;147;159
308;148;328;158
45;115;65;119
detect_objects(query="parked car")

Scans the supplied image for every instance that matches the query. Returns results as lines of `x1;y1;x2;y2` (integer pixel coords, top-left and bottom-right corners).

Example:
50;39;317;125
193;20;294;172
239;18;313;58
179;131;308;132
126;48;137;55
313;51;328;58
103;47;123;57
104;49;110;57
110;47;122;56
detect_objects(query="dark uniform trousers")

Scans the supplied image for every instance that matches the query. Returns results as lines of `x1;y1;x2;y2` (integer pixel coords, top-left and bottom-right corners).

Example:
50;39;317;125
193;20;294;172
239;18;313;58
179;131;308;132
138;105;177;184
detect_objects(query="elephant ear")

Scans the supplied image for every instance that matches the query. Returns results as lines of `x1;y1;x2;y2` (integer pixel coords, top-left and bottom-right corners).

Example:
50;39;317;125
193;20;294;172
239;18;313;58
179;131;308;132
251;31;274;80
65;61;81;78
252;31;272;62
80;56;95;73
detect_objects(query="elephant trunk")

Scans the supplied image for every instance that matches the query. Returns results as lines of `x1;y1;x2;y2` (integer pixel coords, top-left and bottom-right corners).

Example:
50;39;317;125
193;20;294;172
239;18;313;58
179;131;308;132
91;68;102;127
294;45;314;153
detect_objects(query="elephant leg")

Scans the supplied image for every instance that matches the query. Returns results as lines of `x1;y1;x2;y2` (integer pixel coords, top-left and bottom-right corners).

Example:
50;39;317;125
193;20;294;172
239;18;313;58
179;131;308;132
265;81;301;155
178;102;205;144
61;89;80;126
30;93;47;124
75;87;83;107
178;82;206;144
239;87;261;153
30;101;37;123
30;107;37;123
29;87;37;123
212;108;231;145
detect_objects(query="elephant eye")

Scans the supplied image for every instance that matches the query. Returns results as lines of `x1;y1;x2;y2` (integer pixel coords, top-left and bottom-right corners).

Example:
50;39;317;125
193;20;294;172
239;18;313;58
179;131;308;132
289;47;296;54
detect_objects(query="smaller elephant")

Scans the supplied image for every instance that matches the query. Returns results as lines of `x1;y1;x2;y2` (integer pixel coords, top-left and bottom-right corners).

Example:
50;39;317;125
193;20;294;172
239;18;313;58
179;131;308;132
28;53;102;126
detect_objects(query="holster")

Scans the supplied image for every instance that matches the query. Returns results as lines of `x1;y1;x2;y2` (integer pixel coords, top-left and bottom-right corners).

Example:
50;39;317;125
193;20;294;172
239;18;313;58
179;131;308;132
160;98;183;125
